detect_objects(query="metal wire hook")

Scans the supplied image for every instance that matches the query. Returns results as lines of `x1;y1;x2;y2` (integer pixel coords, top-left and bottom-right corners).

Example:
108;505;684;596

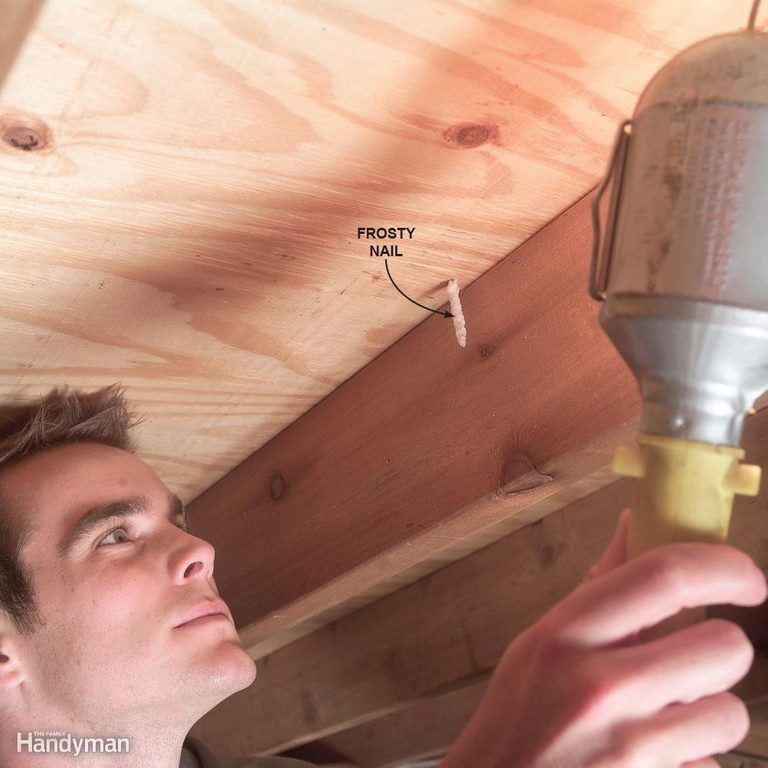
589;119;632;302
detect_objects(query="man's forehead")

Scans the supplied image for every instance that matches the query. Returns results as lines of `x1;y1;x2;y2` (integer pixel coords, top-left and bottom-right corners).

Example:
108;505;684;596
2;441;149;480
0;442;170;539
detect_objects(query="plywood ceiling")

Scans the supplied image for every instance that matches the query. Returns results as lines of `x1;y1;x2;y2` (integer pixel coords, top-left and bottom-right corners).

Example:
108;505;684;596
0;0;752;502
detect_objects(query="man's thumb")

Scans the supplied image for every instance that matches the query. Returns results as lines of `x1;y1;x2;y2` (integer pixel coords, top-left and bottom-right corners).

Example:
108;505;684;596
584;507;631;582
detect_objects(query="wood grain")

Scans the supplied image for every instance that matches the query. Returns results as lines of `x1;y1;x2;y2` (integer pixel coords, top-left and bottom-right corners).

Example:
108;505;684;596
0;0;748;504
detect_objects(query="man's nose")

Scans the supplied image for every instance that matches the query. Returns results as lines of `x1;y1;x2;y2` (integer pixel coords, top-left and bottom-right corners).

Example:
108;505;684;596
173;532;216;583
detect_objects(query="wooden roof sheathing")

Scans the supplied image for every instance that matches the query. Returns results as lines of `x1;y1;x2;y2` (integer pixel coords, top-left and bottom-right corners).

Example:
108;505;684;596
0;0;749;498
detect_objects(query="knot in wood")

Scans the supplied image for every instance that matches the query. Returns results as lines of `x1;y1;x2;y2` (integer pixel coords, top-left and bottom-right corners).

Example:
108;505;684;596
270;471;286;501
1;114;50;152
496;452;553;497
443;122;498;148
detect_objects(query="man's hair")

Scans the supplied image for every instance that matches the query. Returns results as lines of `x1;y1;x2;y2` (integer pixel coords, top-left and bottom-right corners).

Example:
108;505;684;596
0;384;144;633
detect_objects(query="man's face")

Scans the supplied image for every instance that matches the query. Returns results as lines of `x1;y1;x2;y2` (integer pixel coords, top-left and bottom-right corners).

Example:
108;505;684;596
0;441;256;730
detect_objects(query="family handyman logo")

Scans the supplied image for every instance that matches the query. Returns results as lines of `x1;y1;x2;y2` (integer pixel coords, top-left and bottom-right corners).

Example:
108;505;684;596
17;731;131;755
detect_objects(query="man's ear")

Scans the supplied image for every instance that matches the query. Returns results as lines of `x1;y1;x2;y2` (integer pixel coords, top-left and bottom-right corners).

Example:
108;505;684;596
0;634;25;688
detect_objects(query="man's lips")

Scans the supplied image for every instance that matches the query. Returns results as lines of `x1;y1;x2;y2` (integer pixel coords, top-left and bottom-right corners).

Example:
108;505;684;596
174;600;232;628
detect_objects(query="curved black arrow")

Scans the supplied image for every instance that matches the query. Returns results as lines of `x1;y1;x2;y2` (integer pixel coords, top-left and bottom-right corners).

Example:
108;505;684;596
385;259;454;318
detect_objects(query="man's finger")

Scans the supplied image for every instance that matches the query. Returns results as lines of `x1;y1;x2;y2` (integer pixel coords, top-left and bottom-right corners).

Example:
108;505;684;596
546;543;767;646
594;619;753;720
609;692;750;767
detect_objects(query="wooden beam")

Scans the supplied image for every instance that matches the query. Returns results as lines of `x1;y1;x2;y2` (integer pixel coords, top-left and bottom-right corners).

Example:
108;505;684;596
310;682;768;768
719;754;768;768
191;404;768;756
189;186;649;658
278;742;360;767
0;0;43;90
310;682;487;768
738;703;768;760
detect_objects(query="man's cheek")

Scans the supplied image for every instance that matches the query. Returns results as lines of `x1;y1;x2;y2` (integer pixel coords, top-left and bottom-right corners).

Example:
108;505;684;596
92;592;169;651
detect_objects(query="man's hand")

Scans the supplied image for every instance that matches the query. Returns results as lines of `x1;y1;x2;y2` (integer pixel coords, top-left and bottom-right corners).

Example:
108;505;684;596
439;509;768;768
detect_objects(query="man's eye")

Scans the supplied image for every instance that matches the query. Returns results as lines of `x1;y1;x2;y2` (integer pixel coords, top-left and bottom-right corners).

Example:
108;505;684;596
98;525;131;547
96;519;187;547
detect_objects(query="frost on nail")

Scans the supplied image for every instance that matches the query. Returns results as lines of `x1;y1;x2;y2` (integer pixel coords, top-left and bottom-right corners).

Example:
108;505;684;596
446;279;466;348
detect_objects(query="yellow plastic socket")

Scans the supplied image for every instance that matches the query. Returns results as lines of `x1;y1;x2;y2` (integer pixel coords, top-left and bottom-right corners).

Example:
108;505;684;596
611;433;761;558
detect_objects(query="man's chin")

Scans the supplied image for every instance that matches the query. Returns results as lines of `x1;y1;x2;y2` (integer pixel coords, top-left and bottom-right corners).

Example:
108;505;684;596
206;641;258;693
174;654;254;726
180;638;258;709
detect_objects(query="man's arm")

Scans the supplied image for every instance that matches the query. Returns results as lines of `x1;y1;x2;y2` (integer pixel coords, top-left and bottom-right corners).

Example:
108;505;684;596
439;509;766;767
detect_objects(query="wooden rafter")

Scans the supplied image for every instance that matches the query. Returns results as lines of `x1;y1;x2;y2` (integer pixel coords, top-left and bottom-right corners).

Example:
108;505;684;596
188;187;650;660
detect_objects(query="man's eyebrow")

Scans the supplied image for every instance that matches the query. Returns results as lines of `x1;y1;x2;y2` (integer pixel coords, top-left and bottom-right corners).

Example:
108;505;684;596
57;492;188;557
